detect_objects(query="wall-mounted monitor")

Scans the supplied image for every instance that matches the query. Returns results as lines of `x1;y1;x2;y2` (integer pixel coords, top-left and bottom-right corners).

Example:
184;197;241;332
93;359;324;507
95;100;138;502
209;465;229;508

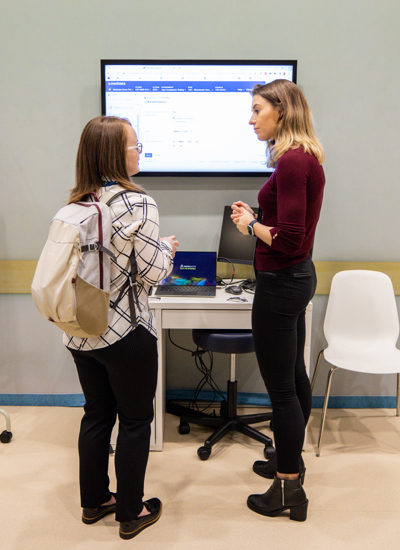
101;60;297;177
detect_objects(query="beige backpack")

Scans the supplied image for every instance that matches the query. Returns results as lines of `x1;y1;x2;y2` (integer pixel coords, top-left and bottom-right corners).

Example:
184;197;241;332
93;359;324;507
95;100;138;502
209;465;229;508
31;191;139;338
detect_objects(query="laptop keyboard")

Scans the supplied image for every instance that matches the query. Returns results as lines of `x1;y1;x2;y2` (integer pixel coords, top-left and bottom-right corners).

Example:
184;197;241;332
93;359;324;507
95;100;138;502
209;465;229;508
156;286;215;295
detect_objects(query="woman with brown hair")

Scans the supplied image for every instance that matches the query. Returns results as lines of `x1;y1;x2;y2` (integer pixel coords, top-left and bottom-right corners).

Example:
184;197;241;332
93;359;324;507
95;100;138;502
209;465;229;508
232;79;325;521
65;116;179;539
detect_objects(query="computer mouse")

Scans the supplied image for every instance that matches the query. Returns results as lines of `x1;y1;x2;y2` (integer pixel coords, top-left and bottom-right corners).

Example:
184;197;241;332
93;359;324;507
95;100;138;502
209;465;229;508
225;285;243;295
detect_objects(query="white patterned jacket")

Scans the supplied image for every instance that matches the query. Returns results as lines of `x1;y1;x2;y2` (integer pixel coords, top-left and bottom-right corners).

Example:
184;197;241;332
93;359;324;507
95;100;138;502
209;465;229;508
63;184;173;351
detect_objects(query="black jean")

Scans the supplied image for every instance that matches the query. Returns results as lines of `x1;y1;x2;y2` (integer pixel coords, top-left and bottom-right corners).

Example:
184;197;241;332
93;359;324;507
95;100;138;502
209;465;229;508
252;256;317;474
68;325;158;522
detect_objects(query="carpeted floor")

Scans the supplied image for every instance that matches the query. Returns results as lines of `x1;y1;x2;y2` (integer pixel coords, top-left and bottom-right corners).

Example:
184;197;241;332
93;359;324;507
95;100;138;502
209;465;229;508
1;405;400;549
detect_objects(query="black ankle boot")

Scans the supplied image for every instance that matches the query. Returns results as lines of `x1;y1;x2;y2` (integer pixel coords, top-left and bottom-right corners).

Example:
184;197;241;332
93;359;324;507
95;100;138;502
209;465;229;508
247;476;308;522
253;454;306;484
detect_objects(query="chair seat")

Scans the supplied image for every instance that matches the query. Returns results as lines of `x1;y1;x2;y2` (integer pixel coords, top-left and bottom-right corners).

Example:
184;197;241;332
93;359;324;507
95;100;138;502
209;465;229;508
192;329;254;355
325;346;400;374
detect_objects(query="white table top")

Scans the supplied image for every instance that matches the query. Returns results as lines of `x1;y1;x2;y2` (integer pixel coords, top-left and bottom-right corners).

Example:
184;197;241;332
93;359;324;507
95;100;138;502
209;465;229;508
148;285;254;311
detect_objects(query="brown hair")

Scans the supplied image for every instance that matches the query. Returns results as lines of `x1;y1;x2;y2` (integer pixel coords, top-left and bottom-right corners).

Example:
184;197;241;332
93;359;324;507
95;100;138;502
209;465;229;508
68;116;145;204
251;80;324;167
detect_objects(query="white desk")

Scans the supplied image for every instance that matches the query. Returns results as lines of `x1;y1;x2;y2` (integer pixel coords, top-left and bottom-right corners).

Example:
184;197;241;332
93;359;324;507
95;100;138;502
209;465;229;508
149;288;313;450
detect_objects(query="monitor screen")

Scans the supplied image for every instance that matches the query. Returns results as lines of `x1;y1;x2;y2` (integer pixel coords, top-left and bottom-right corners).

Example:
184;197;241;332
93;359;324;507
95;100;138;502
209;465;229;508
101;59;297;177
218;205;258;266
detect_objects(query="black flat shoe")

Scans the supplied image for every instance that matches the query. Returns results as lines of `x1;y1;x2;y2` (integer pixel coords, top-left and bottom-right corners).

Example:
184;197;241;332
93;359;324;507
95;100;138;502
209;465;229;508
253;454;306;484
82;493;117;524
119;498;162;540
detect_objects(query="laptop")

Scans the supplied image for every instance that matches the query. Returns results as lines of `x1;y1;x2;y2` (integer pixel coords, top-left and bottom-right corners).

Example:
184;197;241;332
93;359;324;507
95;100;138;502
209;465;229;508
154;251;217;297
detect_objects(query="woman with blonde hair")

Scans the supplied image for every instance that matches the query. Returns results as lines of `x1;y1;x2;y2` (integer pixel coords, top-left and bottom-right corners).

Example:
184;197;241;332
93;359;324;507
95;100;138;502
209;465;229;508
65;116;179;539
232;79;325;521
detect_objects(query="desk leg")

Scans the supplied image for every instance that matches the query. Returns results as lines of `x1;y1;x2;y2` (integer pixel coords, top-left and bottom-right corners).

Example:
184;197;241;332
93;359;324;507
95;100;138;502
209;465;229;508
153;309;165;451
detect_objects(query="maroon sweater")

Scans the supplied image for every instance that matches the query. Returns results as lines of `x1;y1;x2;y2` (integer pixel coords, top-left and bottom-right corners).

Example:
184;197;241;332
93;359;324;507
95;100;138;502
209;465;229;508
255;147;325;271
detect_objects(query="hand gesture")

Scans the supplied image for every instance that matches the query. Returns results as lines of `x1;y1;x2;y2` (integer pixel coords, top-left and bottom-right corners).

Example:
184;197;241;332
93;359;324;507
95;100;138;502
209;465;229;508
161;235;179;257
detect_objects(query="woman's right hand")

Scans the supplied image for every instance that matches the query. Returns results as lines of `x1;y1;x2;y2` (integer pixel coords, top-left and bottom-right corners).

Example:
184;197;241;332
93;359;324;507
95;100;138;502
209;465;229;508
161;235;179;257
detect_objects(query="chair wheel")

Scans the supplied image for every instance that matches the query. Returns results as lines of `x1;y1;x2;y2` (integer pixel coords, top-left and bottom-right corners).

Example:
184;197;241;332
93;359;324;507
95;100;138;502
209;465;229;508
0;430;12;443
178;422;190;435
197;446;211;460
263;445;275;459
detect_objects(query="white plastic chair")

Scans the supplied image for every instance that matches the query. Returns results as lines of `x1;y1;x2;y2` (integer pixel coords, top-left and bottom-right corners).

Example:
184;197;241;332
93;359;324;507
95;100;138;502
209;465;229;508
311;270;400;456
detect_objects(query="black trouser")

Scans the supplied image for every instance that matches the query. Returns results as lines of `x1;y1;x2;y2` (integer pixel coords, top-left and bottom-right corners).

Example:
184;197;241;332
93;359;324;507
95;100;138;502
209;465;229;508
68;325;158;522
252;256;316;474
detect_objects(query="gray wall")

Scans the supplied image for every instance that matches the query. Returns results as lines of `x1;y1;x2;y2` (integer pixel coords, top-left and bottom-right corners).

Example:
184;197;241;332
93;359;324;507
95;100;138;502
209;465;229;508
1;0;399;400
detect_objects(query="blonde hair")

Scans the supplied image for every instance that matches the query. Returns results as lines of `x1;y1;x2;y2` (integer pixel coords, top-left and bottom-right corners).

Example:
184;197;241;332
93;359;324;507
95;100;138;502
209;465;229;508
68;116;145;204
252;80;324;167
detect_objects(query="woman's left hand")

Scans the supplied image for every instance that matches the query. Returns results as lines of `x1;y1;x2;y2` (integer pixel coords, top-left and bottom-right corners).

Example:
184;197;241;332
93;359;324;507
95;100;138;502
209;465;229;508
233;209;254;235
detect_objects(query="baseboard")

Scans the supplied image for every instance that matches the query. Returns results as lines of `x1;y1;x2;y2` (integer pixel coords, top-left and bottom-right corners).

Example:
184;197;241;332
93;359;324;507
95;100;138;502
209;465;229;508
165;390;398;409
310;395;398;409
0;391;397;409
0;394;85;407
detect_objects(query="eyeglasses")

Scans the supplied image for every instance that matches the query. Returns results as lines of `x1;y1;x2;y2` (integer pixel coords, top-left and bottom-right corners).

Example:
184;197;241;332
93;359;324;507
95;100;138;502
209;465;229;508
127;142;143;153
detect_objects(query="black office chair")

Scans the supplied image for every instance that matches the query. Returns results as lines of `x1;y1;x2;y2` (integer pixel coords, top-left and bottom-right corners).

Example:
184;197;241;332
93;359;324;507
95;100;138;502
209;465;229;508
170;329;274;460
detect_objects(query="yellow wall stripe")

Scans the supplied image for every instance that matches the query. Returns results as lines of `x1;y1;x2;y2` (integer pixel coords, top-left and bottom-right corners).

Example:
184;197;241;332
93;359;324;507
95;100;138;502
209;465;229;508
1;260;400;295
313;262;400;295
0;261;38;294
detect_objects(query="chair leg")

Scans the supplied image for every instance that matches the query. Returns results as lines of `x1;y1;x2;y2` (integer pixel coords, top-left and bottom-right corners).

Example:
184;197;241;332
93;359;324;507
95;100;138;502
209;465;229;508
311;350;324;393
0;409;12;444
0;409;11;432
235;422;273;447
316;366;338;457
397;373;400;417
204;420;234;448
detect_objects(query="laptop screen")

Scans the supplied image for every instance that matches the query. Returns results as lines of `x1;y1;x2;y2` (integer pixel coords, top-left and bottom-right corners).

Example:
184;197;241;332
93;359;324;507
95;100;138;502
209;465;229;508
158;251;217;286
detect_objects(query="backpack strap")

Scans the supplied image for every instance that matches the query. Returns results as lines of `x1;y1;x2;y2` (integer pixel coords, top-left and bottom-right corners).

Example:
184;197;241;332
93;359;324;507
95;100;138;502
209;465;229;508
80;242;116;258
110;253;141;330
101;190;141;330
78;196;117;259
